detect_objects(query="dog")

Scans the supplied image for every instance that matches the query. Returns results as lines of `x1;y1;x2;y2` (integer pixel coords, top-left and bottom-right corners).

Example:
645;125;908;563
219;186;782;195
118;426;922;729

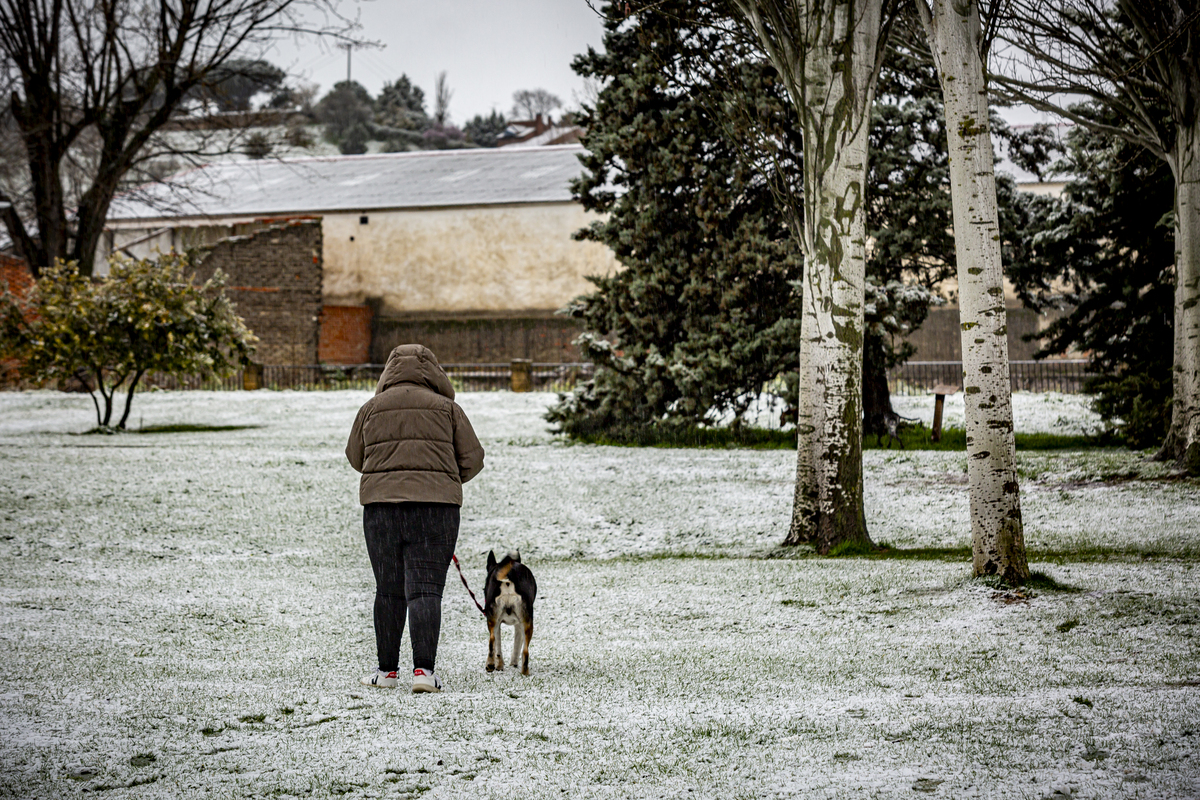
484;550;537;675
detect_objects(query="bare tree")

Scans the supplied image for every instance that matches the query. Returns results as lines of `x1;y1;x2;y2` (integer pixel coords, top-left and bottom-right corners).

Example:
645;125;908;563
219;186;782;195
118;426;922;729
991;0;1200;473
433;71;453;126
910;0;1028;582
731;0;901;553
511;88;562;120
0;0;355;277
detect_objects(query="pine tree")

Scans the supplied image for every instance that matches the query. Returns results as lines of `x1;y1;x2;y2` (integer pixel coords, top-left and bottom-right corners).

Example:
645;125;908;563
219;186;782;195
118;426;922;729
549;3;804;438
1006;109;1175;449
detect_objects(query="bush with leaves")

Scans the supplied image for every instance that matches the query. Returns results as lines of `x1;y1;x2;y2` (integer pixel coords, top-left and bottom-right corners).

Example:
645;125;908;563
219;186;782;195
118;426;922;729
0;254;256;430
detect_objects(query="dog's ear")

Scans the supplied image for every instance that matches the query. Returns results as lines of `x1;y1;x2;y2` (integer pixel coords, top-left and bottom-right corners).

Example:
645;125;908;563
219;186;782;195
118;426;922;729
486;550;497;572
510;549;521;563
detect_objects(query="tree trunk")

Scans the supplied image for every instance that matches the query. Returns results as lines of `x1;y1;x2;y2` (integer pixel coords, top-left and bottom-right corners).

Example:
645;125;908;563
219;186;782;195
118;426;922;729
100;380;113;428
782;258;823;547
862;330;900;441
117;370;144;430
733;0;898;551
918;0;1028;583
777;0;880;553
1160;122;1200;474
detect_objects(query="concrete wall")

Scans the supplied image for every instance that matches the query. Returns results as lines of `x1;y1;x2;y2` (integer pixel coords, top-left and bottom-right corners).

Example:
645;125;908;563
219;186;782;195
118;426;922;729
320;202;616;314
192;220;324;365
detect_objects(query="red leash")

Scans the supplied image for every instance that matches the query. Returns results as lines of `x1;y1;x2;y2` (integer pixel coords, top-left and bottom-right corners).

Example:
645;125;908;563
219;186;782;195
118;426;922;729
451;554;486;616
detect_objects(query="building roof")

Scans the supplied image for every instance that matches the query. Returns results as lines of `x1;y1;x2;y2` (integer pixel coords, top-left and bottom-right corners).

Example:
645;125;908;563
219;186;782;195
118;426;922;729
108;144;587;222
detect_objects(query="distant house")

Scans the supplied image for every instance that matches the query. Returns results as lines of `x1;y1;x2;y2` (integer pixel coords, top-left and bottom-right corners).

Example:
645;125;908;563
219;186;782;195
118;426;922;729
497;115;584;148
105;145;616;365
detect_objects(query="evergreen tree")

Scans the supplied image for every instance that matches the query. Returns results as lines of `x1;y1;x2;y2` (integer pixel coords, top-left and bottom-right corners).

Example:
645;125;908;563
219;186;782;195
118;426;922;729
316;80;374;142
1005;108;1175;449
548;2;804;438
551;2;993;440
464;111;508;147
376;75;429;131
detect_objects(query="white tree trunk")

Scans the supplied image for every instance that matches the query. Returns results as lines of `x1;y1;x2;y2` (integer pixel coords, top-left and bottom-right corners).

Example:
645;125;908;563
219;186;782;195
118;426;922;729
1164;122;1200;474
918;0;1029;583
736;0;881;551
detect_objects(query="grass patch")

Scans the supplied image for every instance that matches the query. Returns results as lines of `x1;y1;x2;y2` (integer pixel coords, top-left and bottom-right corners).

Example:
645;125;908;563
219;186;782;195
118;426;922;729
137;423;261;434
568;425;795;449
827;540;879;558
865;425;1117;451
78;423;260;435
1024;570;1083;593
565;423;1116;451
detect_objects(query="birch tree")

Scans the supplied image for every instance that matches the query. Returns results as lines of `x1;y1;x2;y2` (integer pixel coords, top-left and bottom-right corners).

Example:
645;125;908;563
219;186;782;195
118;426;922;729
990;0;1200;474
730;0;900;552
910;0;1028;582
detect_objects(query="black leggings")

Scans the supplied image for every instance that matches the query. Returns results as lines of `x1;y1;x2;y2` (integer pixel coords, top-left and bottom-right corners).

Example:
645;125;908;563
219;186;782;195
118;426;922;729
363;502;460;673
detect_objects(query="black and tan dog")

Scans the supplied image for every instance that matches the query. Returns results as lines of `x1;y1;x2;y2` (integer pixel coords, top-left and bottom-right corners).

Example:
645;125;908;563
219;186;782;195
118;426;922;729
484;550;537;675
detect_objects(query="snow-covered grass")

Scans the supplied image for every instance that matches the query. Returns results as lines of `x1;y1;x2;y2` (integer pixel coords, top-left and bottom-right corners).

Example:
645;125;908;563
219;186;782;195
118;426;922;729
1;390;1197;799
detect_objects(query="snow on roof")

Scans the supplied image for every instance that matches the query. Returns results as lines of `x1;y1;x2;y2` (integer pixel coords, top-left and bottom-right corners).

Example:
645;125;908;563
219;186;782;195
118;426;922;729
500;125;583;149
107;144;587;222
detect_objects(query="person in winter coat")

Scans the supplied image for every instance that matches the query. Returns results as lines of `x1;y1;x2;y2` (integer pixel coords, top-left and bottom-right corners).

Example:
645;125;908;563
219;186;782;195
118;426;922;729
346;344;484;693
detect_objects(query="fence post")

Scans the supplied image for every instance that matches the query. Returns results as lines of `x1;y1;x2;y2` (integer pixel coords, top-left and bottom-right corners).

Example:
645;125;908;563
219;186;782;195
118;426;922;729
510;359;533;392
242;362;263;391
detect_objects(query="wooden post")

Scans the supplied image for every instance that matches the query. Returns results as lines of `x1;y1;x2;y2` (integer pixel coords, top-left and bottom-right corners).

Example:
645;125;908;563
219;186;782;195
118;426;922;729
510;359;533;393
243;362;263;391
929;383;960;442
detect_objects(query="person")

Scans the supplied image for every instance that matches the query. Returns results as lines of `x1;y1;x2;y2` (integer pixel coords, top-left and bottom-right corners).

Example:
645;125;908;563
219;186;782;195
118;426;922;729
345;344;484;693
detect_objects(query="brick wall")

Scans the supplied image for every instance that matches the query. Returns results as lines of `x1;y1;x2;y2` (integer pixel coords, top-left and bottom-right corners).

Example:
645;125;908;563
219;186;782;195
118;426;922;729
0;254;34;386
371;314;585;364
319;305;373;364
193;219;323;365
0;253;33;297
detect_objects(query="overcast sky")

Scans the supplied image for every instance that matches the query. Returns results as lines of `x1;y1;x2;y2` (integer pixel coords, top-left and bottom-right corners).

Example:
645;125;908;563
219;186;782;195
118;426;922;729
267;0;607;124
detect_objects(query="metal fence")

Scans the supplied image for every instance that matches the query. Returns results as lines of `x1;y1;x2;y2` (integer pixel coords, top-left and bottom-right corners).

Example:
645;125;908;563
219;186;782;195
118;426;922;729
138;362;596;393
888;360;1095;395
134;359;1092;395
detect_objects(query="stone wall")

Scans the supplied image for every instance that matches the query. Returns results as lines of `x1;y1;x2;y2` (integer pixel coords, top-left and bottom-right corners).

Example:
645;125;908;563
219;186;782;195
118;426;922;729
371;313;585;364
193;219;323;365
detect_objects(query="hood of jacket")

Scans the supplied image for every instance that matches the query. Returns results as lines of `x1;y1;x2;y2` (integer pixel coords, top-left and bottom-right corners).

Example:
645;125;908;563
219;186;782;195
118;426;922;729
375;344;455;400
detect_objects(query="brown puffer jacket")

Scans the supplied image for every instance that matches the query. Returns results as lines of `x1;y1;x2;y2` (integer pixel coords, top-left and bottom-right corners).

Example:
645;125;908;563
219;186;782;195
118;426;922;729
346;344;484;506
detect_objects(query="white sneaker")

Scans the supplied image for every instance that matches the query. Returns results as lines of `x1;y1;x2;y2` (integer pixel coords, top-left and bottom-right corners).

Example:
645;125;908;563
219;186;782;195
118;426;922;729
360;669;398;689
411;669;442;693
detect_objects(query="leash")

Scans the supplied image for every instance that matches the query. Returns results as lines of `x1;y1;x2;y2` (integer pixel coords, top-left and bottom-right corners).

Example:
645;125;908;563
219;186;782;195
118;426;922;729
451;554;486;616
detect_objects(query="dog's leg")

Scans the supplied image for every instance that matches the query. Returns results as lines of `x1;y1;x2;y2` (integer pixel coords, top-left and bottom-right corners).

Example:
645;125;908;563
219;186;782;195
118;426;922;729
487;617;499;672
520;619;532;676
509;618;522;669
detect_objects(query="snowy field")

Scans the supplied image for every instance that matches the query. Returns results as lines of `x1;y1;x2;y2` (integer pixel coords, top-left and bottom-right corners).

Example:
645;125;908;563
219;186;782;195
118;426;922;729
0;389;1197;799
